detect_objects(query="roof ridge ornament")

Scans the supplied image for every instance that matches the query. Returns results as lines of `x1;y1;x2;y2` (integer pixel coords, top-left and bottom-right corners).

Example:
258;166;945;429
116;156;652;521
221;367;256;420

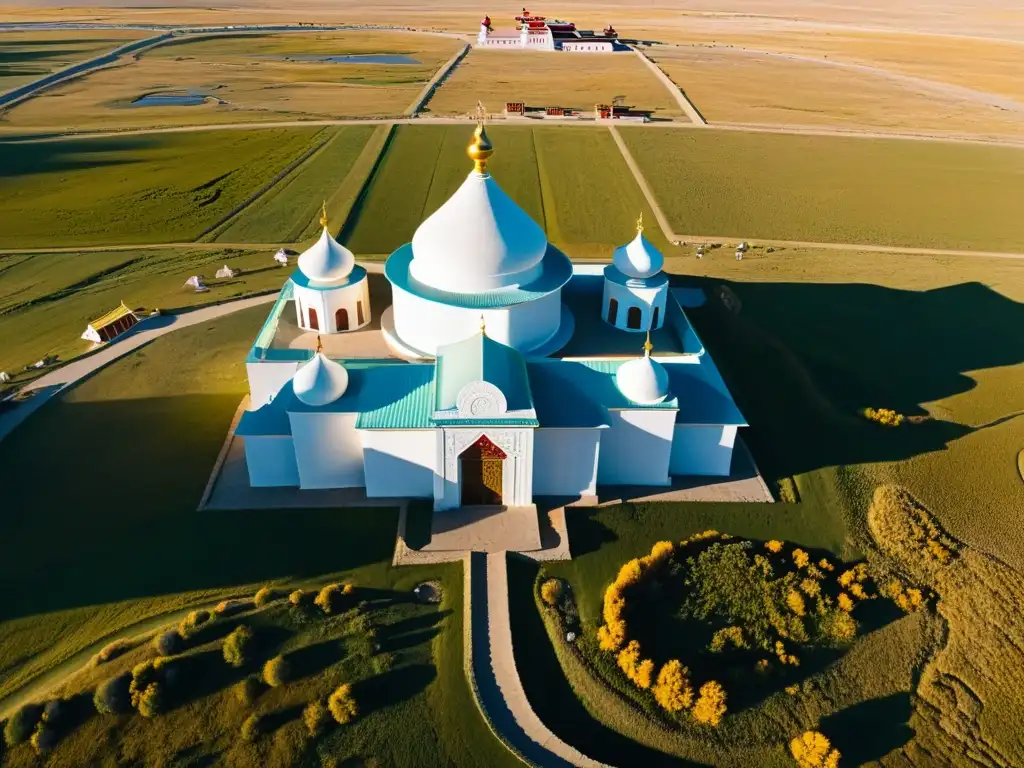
319;200;328;229
467;122;494;174
479;314;487;335
643;329;653;357
636;211;644;234
315;334;323;354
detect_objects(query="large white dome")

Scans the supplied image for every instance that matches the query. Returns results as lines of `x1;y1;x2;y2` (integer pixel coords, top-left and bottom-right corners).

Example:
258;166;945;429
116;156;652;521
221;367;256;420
408;125;548;293
293;352;349;406
613;229;664;280
615;349;670;405
298;226;356;285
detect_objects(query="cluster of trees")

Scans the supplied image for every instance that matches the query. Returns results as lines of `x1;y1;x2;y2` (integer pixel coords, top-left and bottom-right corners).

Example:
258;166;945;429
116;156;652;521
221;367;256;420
790;730;841;767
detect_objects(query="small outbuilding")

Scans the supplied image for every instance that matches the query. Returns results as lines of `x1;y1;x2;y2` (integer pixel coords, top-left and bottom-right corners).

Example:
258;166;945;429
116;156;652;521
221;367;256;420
274;249;290;266
0;371;11;383
184;275;209;292
81;302;139;344
216;264;240;279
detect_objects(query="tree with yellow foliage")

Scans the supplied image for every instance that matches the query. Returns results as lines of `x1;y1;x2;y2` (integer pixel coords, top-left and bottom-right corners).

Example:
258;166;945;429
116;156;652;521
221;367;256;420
616;640;655;689
652;660;693;712
790;730;841;767
692;681;727;726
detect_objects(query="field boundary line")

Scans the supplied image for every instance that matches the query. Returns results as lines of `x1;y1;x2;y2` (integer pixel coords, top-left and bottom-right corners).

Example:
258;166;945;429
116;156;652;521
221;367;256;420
198;128;333;242
337;124;398;246
409;42;470;115
196;395;249;511
606;124;679;244
668;234;1024;259
630;45;707;125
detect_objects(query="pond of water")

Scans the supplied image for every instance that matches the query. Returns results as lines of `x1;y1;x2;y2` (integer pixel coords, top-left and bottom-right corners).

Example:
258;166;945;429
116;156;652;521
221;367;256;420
130;92;207;107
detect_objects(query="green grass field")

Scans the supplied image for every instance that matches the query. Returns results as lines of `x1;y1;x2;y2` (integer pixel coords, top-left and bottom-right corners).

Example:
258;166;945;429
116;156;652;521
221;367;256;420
0;128;327;249
341;124;670;260
212;124;382;244
621;128;1024;252
0;307;516;767
0;247;293;377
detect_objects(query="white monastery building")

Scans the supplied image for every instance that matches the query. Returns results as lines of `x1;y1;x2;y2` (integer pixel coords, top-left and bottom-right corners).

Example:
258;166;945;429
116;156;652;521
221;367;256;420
238;125;746;511
476;9;627;52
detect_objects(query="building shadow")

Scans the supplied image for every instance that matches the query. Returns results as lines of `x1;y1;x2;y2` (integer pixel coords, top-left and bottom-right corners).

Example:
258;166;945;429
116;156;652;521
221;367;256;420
680;278;1024;481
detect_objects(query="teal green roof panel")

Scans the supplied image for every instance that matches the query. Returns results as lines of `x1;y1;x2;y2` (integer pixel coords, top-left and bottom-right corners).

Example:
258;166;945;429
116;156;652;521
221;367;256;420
354;365;435;429
385;242;572;309
435;331;533;411
526;362;610;428
290;264;367;291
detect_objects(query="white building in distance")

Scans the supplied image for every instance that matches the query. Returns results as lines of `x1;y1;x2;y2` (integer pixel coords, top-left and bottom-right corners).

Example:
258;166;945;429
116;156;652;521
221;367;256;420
476;10;627;52
238;125;747;510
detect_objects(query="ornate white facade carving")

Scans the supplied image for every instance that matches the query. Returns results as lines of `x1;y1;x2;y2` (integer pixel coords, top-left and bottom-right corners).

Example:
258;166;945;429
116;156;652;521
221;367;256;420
455;381;508;418
436;427;531;510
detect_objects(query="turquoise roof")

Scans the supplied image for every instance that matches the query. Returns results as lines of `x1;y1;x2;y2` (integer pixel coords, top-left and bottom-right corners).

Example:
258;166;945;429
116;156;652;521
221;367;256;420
435;331;534;412
384;242;573;309
604;264;669;289
528;360;679;412
290;264;367;291
526;362;610;428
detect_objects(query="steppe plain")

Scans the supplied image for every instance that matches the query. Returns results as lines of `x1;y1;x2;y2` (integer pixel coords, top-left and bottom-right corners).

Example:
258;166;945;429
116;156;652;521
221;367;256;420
0;0;1022;765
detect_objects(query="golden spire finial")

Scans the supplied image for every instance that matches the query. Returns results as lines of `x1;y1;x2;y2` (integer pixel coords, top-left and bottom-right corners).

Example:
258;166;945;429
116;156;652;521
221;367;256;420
643;329;653;357
479;314;487;335
636;211;644;234
467;122;494;174
316;334;323;354
319;200;328;229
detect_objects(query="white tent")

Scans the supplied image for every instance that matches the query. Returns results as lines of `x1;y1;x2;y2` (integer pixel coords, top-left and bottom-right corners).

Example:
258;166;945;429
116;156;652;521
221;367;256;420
273;249;289;266
0;372;11;383
184;275;210;293
82;302;140;344
216;264;239;279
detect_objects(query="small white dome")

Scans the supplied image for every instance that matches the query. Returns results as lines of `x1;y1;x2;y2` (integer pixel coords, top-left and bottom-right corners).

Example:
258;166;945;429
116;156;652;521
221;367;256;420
616;354;670;405
409;171;548;293
297;227;356;284
293;352;349;406
613;230;664;279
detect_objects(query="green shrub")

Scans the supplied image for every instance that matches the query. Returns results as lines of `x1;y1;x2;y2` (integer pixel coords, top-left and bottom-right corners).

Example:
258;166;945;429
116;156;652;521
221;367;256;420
30;722;58;755
94;673;132;715
289;589;307;606
4;703;42;746
315;583;354;615
235;675;263;706
93;638;133;665
254;586;279;608
223;625;255;668
214;599;246;617
41;699;62;725
129;660;165;717
328;684;358;724
692;681;727;726
178;609;214;640
240;713;263;742
262;655;291;688
303;700;330;736
372;652;395;675
862;407;905;427
153;630;182;656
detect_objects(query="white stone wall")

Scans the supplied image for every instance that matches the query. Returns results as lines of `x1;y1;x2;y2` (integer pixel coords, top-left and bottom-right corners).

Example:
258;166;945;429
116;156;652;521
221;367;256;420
247;360;301;409
669;424;737;476
602;279;669;332
289;411;365;489
562;41;615;52
361;430;436;497
391;283;562;355
533;428;601;496
434;428;534;510
293;279;371;334
597;409;676;485
242;436;300;487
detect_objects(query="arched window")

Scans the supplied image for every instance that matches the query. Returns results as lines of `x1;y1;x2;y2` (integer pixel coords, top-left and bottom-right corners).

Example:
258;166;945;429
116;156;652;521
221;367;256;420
608;297;619;325
356;301;364;326
308;307;319;331
652;306;660;328
627;306;642;329
335;307;349;331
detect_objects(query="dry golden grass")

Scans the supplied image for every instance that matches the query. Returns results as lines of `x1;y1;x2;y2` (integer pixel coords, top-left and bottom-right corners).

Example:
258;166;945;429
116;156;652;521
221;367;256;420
648;46;1024;138
1;30;461;131
866;486;1024;766
423;48;682;117
0;28;149;91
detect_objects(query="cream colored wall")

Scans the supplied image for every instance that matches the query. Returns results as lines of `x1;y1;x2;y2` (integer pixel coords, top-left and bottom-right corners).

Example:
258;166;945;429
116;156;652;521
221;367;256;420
289;411;365;489
361;429;436;497
597;409;676;485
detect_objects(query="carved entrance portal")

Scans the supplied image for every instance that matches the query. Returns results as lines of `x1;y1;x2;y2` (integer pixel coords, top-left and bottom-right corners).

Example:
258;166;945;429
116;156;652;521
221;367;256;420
460;435;506;506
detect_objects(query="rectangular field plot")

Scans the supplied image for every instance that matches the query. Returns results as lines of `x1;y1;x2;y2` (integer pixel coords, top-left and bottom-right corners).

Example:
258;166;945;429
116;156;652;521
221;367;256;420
648;46;1024;139
213;124;380;244
621;128;1024;252
423;48;681;119
1;30;462;131
0;29;149;92
341;124;667;259
0;127;325;248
